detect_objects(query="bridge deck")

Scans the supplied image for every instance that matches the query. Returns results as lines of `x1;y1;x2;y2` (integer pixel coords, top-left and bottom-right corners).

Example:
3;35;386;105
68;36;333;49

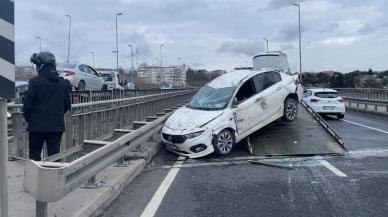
249;105;346;156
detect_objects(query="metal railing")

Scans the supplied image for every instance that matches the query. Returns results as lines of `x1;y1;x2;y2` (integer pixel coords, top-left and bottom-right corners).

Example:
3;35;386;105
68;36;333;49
336;88;388;100
19;88;190;104
7;89;196;160
343;97;388;114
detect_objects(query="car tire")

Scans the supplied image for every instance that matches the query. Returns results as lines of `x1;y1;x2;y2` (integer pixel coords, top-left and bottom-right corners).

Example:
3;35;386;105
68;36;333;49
282;98;298;122
337;114;345;120
212;129;235;156
77;81;86;91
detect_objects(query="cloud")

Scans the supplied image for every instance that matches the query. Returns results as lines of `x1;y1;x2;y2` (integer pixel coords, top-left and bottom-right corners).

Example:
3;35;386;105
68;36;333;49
267;0;299;9
358;23;375;34
322;37;358;45
217;40;265;56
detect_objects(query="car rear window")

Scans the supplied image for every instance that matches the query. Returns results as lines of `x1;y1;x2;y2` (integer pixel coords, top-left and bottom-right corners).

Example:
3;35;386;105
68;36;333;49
314;92;339;98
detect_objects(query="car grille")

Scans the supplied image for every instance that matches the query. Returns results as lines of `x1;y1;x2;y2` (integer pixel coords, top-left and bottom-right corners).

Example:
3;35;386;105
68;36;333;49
162;133;186;144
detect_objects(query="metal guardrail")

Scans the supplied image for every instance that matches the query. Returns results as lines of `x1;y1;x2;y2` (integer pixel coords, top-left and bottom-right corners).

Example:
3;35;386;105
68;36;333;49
7;89;196;160
6;89;195;217
336;88;388;101
18;88;190;104
343;97;388;114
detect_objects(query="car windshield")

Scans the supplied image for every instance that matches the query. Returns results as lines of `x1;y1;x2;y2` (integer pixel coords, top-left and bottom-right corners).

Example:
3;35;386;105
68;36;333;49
315;92;339;98
57;63;76;69
187;86;235;110
100;73;113;81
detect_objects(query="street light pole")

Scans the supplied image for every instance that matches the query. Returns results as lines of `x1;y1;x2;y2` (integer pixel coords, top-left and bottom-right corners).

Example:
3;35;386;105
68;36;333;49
36;36;41;52
115;13;122;71
128;44;134;71
65;14;71;63
159;44;164;82
292;3;303;84
90;51;95;68
263;38;269;52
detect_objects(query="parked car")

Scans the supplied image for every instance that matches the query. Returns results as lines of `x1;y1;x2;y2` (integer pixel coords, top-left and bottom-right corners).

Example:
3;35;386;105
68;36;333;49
303;88;345;119
161;83;173;90
98;71;124;90
126;82;137;90
161;63;303;158
57;63;105;91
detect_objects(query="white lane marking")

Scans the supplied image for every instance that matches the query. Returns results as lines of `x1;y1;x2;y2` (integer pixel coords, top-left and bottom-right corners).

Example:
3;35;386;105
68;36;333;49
140;156;185;217
343;120;388;134
320;160;348;177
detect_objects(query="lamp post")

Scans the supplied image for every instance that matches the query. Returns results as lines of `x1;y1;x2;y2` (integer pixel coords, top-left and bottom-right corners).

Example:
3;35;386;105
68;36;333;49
292;3;303;84
115;12;122;71
65;14;71;63
263;38;269;52
90;51;95;68
159;44;164;82
128;44;134;71
36;36;41;52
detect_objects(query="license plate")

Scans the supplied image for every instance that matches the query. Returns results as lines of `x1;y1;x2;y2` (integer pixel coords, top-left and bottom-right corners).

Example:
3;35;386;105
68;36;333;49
166;143;179;151
323;106;336;110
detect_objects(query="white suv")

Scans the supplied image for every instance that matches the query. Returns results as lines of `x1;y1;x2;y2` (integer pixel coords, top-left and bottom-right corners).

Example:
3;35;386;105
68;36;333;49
161;67;303;158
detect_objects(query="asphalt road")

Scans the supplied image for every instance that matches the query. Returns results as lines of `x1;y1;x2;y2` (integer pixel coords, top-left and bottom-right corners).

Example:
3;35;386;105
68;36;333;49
100;110;388;217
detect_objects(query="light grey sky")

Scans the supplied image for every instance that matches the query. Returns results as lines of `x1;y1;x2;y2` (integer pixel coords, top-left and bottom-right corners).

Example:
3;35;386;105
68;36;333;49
15;0;388;72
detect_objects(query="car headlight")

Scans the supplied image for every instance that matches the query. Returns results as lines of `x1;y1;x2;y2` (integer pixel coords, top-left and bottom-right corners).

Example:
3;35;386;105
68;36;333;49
185;131;204;139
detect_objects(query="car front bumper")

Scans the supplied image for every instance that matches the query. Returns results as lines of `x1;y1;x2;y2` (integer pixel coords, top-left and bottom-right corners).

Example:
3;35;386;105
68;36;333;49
161;129;215;158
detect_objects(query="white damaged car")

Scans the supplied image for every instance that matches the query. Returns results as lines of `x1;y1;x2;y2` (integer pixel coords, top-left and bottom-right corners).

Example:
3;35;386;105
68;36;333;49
162;54;302;158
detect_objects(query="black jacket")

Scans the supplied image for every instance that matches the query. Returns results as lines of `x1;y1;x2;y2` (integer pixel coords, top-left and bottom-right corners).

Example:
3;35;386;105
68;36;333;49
23;65;71;132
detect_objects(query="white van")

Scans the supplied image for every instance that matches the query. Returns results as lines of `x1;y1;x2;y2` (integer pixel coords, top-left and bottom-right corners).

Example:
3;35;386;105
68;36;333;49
98;71;124;90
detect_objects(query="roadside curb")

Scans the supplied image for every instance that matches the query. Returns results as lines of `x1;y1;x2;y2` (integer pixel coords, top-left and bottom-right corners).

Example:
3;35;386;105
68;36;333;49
74;142;162;217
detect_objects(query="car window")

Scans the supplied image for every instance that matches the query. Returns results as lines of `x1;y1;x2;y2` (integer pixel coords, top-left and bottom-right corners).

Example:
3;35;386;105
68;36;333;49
315;92;339;98
88;66;99;76
235;79;256;103
303;90;312;98
79;65;87;73
253;73;266;93
263;72;279;89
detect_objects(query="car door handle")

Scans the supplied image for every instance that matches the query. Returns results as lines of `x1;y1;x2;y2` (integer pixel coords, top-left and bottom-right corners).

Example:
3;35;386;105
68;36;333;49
276;87;281;91
236;119;244;123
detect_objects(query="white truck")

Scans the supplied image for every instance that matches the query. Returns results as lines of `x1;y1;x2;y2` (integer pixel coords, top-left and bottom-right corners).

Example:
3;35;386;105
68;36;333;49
98;71;124;90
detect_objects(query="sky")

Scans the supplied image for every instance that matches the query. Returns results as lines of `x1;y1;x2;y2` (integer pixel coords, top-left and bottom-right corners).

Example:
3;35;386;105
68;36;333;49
14;0;388;72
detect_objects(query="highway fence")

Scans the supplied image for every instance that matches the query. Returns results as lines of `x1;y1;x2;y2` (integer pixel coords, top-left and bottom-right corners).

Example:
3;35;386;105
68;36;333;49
336;88;388;100
7;89;196;160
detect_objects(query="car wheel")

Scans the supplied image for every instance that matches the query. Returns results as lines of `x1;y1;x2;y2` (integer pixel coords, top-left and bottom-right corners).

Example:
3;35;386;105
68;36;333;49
213;129;235;156
337;114;345;120
77;81;86;91
282;98;298;122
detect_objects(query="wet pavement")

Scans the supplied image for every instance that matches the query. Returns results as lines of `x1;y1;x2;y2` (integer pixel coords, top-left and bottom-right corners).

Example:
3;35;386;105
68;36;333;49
100;110;388;217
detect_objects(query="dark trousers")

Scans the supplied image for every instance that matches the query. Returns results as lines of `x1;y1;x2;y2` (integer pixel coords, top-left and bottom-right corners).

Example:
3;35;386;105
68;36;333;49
29;132;63;161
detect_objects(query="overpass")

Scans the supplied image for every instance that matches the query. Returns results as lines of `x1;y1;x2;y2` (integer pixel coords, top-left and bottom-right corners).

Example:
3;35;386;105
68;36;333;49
2;88;388;217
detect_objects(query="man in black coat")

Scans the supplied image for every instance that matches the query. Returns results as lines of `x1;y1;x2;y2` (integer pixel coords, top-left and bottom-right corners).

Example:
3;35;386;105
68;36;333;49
23;51;71;161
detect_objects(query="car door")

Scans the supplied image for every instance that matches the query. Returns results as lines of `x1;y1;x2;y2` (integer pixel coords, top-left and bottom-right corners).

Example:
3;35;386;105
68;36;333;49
256;71;286;120
88;66;102;90
234;78;262;136
78;64;92;90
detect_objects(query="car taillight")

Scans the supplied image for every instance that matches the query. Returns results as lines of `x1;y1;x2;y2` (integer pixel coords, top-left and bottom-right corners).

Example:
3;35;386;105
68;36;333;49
310;98;320;103
337;98;345;103
65;71;75;76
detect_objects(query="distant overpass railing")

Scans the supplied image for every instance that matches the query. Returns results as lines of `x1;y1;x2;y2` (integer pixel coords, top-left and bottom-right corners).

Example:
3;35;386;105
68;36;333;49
343;97;388;116
7;89;196;160
336;88;388;100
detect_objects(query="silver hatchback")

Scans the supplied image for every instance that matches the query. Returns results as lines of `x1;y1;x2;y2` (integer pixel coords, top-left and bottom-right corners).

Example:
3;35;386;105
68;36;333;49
57;63;105;91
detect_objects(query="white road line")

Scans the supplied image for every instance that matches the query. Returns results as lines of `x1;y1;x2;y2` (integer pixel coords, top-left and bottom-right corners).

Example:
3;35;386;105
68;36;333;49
343;120;388;134
140;156;185;217
320;160;348;177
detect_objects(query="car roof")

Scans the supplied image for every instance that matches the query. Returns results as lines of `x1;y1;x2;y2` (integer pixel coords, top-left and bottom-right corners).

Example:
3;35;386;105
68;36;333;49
306;88;338;92
208;69;263;88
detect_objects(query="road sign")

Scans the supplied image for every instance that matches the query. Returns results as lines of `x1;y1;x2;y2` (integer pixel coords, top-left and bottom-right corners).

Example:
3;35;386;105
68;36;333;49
0;0;15;100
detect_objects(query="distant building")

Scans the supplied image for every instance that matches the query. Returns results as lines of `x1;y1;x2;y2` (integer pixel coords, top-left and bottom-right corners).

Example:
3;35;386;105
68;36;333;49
15;66;36;81
137;64;187;87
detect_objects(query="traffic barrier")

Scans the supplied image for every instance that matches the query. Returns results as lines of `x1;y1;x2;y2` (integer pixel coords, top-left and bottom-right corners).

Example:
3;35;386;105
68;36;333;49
343;97;388;116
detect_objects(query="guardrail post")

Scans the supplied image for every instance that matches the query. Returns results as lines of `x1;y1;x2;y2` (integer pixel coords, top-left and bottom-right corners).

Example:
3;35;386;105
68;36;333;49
10;111;24;159
1;99;9;217
82;176;103;189
36;201;48;217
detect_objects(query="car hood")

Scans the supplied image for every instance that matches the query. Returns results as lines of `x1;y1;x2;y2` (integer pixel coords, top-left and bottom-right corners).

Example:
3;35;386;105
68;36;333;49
164;106;223;133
